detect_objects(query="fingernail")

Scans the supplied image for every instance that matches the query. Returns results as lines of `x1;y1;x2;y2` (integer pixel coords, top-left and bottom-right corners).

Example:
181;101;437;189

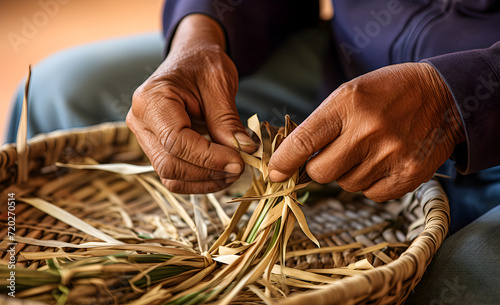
224;162;242;174
269;170;288;182
234;132;257;148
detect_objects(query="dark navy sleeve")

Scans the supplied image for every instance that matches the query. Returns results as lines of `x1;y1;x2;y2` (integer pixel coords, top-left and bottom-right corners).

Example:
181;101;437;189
423;41;500;174
162;0;318;76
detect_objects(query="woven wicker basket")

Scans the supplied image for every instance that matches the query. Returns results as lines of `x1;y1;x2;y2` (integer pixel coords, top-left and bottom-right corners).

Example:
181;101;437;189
0;122;450;305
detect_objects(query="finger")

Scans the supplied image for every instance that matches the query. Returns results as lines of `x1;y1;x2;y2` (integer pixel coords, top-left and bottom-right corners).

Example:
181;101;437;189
362;155;437;201
268;96;343;182
335;156;389;193
143;98;245;175
362;174;423;202
133;125;240;181
161;175;240;194
202;84;258;154
304;133;361;184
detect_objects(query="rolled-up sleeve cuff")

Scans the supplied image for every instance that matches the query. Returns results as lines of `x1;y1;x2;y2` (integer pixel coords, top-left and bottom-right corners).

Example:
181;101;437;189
422;46;500;174
162;1;222;56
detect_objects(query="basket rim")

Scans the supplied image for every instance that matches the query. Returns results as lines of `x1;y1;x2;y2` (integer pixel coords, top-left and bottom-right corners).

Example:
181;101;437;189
279;178;449;304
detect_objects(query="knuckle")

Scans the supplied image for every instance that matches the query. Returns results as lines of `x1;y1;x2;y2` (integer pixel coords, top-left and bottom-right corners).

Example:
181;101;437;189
125;111;136;131
132;84;146;104
131;83;152;112
189;144;213;170
336;178;359;193
158;129;219;171
151;152;175;179
344;82;359;94
367;119;389;137
131;79;184;120
130;86;157;122
210;112;242;129
200;149;215;169
181;138;210;168
379;140;401;161
130;95;145;118
307;167;331;184
369;194;389;203
340;82;363;101
393;140;406;153
289;130;317;157
363;189;390;203
158;127;179;155
364;178;417;203
401;160;423;183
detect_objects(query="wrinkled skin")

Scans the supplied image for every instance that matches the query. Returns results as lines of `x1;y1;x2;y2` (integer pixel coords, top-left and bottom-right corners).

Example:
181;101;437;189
268;63;465;201
128;14;465;201
127;14;257;194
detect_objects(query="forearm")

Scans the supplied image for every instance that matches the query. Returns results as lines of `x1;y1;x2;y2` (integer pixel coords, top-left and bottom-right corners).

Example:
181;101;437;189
170;14;225;54
162;0;319;76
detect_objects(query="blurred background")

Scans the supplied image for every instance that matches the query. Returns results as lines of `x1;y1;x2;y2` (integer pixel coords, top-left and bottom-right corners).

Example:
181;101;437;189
0;0;164;143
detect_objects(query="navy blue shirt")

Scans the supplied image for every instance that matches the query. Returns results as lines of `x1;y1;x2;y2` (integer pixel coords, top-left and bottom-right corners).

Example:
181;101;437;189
162;0;500;175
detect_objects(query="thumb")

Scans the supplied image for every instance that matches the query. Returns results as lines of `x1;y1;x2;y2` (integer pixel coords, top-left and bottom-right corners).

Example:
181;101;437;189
203;91;258;154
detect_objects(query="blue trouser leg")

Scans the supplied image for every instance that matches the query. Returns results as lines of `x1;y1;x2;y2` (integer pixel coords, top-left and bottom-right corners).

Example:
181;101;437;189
6;33;164;143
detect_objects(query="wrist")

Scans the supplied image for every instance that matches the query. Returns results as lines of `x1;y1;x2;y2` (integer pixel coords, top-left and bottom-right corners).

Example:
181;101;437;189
421;62;466;145
171;14;226;54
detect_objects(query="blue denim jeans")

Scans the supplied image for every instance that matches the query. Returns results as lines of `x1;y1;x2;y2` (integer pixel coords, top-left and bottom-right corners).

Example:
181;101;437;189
7;29;500;304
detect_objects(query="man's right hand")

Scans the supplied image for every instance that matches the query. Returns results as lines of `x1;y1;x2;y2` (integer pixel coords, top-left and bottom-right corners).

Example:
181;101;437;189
126;14;257;194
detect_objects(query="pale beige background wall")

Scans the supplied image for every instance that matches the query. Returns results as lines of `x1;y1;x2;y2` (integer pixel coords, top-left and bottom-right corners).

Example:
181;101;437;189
0;0;164;143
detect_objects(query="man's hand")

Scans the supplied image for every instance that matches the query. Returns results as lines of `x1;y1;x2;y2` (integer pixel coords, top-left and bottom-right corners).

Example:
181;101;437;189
268;63;465;202
127;14;257;194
